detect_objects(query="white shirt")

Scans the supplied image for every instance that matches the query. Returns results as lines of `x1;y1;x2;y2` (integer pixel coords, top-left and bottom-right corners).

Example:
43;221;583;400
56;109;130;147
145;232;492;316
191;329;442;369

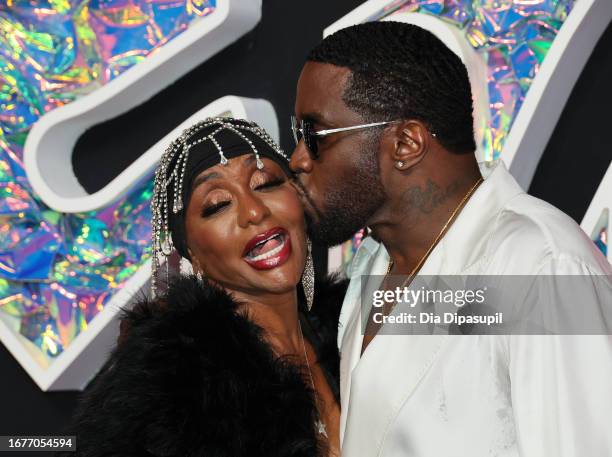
338;161;612;457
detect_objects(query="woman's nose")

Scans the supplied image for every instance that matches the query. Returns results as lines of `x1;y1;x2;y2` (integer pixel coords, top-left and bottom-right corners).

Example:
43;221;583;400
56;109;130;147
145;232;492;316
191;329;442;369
237;192;271;228
289;141;313;175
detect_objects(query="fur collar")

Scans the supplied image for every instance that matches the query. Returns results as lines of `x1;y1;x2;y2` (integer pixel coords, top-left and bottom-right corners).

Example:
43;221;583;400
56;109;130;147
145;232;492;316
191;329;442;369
61;274;348;457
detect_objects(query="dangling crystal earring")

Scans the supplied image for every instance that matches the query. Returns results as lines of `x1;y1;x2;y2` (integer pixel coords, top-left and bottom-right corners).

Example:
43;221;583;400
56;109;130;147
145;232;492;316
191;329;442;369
196;270;204;282
302;239;314;311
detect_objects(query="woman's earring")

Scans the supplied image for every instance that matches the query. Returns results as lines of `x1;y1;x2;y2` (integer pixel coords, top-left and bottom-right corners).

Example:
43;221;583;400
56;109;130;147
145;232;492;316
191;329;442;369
196;270;204;282
302;239;314;311
396;161;405;168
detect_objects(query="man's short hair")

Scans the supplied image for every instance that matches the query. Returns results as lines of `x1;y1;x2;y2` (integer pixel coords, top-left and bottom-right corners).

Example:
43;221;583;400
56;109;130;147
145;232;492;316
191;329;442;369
308;21;477;154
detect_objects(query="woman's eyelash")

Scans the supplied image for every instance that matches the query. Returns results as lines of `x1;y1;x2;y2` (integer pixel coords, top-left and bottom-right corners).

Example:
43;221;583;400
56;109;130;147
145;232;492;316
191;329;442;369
255;178;284;190
201;201;229;217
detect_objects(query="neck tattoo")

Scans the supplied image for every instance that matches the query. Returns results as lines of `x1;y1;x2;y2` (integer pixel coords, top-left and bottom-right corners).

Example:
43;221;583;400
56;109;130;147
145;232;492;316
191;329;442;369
385;176;484;296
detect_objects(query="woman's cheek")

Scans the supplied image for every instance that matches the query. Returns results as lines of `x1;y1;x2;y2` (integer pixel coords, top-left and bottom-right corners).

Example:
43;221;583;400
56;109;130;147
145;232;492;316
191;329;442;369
269;189;307;254
192;219;232;259
275;187;306;221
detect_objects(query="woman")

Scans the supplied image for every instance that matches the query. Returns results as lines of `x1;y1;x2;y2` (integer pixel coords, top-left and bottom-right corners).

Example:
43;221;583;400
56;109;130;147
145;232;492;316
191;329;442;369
61;117;346;457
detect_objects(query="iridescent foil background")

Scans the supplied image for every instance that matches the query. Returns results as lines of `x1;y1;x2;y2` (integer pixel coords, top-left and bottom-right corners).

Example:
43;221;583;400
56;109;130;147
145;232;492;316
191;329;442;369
340;0;586;269
0;0;215;363
0;0;605;363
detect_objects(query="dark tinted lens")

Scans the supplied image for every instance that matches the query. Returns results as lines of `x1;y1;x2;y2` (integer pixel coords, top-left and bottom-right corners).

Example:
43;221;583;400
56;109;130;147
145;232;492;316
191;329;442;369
303;121;319;158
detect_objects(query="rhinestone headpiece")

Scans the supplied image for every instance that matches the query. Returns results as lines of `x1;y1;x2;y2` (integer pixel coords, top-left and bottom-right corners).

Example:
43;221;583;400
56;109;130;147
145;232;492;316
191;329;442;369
150;117;289;298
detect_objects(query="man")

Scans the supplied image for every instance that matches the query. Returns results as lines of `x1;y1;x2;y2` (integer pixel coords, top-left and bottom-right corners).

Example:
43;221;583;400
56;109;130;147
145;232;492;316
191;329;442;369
289;21;612;456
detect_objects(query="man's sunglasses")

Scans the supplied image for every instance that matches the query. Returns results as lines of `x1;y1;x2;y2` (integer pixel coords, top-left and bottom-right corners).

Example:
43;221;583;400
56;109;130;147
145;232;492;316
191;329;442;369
290;115;398;159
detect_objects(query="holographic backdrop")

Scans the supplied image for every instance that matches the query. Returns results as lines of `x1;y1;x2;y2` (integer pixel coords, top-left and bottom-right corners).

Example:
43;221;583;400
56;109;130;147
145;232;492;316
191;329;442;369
0;0;215;362
0;0;605;363
340;0;586;270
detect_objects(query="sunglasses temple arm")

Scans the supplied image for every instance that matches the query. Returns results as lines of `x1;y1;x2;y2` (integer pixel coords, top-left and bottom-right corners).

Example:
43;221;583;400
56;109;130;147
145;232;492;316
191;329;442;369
314;121;395;136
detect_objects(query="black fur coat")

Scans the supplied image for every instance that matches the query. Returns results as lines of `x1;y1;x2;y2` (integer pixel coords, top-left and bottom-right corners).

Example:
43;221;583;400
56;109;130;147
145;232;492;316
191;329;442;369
58;274;348;457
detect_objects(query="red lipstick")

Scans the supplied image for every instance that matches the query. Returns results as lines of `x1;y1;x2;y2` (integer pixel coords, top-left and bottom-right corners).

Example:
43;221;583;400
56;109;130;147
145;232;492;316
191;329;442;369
242;227;292;271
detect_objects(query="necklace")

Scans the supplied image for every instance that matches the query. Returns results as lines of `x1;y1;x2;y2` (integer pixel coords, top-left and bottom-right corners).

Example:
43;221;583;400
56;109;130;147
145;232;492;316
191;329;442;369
384;176;484;302
298;319;328;438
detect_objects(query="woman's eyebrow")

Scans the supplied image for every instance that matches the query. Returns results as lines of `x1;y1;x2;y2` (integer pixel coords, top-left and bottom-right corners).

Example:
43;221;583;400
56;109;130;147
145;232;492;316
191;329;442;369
243;155;256;168
192;172;220;191
191;154;261;192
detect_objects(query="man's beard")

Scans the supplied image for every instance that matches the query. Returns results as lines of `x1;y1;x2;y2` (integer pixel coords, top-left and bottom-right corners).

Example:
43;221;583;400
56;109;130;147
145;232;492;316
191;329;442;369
305;140;386;247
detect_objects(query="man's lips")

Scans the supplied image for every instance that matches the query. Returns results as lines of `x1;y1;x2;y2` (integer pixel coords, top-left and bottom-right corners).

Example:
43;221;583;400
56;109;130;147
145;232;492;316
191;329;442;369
289;178;309;201
242;227;292;271
290;179;321;221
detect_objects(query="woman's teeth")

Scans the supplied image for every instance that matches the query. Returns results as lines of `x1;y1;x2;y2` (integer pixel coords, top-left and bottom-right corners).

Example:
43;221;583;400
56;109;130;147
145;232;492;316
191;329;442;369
247;234;285;261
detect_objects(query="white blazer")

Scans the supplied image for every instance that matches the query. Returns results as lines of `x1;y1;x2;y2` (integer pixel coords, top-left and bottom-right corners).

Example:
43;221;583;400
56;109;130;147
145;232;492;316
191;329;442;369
338;161;612;457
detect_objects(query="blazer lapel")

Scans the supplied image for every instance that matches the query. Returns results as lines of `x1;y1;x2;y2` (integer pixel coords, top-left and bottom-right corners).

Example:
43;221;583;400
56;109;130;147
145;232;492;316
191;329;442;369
340;241;450;455
342;333;449;456
339;239;448;449
338;238;389;444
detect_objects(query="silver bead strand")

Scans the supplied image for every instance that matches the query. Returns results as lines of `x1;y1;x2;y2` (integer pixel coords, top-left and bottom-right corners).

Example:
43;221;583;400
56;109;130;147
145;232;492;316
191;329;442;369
235;121;288;162
151;139;180;298
173;142;189;214
224;123;265;169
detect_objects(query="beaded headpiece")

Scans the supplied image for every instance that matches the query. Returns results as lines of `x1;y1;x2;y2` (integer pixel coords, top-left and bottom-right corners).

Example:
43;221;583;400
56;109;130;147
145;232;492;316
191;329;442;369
150;117;290;298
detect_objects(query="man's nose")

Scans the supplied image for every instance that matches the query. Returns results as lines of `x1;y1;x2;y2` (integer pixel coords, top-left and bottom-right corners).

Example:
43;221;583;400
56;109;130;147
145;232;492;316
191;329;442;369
289;141;313;175
237;192;271;228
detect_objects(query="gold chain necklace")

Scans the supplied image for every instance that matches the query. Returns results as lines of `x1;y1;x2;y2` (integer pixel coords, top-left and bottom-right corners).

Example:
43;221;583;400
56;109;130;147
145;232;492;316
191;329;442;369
298;319;328;438
384;176;484;293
